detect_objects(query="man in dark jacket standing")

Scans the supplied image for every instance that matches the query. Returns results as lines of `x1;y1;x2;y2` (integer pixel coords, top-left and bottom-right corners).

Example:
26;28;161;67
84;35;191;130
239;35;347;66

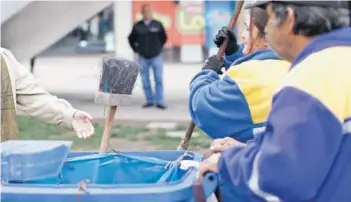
128;4;167;109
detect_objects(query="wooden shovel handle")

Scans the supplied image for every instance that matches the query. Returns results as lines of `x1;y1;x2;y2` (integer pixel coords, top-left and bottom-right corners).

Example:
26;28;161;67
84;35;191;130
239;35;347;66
99;106;117;154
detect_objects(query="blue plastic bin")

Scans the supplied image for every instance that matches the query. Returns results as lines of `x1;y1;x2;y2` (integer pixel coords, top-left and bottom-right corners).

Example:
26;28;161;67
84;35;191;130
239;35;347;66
1;151;218;202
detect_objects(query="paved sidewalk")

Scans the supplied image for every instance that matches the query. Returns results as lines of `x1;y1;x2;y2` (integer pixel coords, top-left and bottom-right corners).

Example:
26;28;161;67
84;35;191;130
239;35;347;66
33;55;202;122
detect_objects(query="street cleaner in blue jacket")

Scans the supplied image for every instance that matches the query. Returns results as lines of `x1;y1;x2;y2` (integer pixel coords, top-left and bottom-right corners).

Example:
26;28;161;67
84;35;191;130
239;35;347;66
199;1;351;202
189;7;290;143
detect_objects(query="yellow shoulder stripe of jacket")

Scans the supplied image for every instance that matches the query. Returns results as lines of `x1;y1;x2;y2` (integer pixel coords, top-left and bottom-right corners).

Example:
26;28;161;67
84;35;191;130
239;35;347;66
283;46;351;122
227;59;290;124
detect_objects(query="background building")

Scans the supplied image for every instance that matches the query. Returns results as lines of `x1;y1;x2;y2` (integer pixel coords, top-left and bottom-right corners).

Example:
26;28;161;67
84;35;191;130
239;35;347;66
1;0;244;66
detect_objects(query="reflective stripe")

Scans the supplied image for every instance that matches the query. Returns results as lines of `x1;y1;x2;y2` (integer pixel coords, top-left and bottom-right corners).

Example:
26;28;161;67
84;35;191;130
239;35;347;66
344;118;351;134
248;152;281;202
253;126;266;136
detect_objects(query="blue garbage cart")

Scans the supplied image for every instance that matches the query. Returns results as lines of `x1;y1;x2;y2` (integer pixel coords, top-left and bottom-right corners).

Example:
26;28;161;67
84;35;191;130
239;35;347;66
1;150;218;202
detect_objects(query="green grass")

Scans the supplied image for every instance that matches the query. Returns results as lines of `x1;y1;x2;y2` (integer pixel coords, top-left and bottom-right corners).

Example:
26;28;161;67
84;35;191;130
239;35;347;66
18;116;69;140
174;124;187;131
144;128;178;149
18;117;110;150
111;125;149;140
16;116;211;151
144;128;211;150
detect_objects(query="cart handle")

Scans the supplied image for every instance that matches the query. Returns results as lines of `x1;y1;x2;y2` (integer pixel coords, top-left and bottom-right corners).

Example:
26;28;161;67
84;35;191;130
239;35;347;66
193;172;219;202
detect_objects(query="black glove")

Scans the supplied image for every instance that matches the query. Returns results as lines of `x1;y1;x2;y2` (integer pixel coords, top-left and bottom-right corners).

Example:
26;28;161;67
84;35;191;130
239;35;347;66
202;55;224;75
214;27;239;55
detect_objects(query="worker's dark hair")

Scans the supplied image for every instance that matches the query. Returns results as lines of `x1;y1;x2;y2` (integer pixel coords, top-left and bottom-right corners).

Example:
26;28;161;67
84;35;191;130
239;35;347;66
141;4;151;12
271;2;350;37
251;7;268;38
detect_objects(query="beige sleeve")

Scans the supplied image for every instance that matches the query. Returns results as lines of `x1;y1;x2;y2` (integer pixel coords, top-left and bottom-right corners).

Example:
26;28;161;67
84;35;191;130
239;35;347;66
2;48;76;129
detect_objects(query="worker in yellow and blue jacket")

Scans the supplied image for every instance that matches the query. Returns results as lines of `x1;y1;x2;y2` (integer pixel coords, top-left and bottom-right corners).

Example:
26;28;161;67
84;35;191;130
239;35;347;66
199;1;351;202
189;7;290;142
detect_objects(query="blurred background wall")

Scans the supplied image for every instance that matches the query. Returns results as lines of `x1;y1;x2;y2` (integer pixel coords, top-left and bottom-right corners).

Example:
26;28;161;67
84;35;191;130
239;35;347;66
1;0;245;67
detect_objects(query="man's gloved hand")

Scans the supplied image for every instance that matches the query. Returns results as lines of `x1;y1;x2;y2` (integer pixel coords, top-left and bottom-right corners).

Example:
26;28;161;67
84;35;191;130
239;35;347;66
72;110;94;139
214;26;240;55
202;55;224;75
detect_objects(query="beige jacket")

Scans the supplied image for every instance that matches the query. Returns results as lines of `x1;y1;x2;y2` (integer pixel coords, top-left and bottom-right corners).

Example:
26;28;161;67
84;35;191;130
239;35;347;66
1;48;76;129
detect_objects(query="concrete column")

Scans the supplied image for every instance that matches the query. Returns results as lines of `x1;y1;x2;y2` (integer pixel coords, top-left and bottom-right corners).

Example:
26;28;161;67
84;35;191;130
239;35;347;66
113;1;134;60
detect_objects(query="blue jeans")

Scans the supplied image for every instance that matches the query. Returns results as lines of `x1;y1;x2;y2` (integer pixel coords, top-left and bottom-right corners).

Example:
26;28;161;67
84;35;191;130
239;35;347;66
138;54;164;105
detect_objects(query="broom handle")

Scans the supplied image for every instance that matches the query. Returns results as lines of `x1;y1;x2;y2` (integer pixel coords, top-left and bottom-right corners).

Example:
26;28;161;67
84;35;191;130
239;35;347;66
216;1;244;60
180;1;245;151
99;106;117;154
177;121;196;150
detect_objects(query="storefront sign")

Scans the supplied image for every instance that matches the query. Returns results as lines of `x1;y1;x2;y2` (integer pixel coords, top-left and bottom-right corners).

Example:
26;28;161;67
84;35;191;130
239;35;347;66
175;3;205;45
204;1;236;49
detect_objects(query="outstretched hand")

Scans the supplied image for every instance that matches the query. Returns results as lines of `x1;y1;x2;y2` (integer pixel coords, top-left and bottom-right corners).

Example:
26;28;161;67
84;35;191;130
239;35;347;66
72;110;94;139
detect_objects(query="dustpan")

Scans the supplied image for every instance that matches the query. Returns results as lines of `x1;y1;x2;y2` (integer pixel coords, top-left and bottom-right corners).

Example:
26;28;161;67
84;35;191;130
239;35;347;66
1;140;72;182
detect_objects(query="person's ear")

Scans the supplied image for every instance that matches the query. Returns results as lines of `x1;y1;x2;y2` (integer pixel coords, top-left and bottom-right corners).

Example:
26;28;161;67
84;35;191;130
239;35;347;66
285;7;296;34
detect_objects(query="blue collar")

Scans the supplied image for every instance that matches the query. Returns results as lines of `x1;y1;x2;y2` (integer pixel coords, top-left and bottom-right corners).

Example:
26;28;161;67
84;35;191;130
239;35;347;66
232;49;280;66
291;27;351;68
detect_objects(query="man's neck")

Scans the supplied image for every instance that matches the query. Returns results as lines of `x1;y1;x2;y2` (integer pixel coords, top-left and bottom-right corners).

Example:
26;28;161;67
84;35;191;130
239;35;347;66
287;36;314;62
143;18;152;26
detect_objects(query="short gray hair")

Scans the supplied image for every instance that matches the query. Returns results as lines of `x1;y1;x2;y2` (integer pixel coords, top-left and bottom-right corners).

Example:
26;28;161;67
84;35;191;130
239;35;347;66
271;2;350;37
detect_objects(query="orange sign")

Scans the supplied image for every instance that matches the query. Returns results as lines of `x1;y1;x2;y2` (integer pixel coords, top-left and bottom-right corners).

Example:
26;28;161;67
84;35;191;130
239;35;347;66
132;1;205;47
175;3;205;45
